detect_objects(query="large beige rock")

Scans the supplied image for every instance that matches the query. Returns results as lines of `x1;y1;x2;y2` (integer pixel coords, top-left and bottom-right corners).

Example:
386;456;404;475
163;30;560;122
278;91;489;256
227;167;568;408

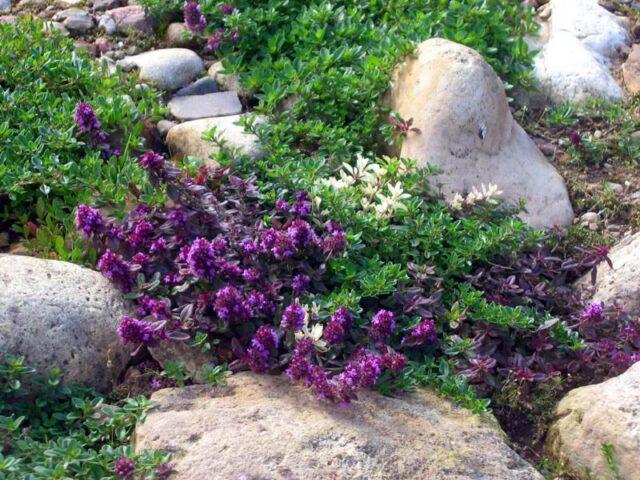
546;362;640;479
384;38;573;230
135;373;543;480
0;254;131;392
165;114;264;165
576;231;640;315
119;48;203;92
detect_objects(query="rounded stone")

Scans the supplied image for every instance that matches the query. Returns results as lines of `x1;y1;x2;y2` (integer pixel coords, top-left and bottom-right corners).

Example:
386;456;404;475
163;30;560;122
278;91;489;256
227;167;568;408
119;48;204;91
135;373;543;480
0;254;131;392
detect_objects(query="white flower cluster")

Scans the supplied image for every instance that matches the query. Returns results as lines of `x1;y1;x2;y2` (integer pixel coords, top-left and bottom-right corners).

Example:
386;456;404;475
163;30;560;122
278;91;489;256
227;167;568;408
320;156;412;219
449;184;503;211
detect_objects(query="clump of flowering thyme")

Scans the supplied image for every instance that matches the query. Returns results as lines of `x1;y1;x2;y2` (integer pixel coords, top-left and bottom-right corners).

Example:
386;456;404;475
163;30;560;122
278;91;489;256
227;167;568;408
78;153;413;403
73;102;120;160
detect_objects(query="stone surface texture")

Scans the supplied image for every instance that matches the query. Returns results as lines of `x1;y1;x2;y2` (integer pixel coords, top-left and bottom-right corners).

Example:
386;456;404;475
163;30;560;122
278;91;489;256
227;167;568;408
168;91;242;120
135;373;543;480
546;362;640;479
119;48;204;91
208;60;254;97
0;254;131;392
165;114;264;164
622;44;640;96
531;0;629;104
575;230;640;316
384;38;573;229
174;77;218;97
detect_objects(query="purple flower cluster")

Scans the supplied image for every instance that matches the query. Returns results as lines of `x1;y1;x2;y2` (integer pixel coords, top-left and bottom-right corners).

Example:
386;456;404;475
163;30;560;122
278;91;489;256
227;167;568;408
114;457;135;480
183;1;207;32
323;306;352;345
74;103;106;142
214;286;251;322
292;273;310;294
219;2;235;14
75;205;104;238
138;150;165;172
581;303;604;323
117;316;163;346
401;319;436;347
369;309;395;342
281;303;306;331
246;326;279;373
97;249;134;291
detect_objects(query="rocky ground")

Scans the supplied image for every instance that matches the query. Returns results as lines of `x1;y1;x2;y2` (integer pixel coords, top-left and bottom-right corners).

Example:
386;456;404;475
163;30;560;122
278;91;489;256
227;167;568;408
1;0;640;479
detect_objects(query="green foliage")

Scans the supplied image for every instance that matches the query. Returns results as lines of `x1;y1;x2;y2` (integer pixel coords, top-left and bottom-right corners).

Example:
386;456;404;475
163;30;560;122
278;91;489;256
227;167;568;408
544;98;640;166
602;443;623;480
0;19;164;259
0;357;169;479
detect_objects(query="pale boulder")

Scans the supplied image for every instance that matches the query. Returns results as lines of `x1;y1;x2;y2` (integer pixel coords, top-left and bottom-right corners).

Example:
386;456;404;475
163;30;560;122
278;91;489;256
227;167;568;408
546;362;640;479
384;38;573;229
135;373;543;480
575;230;640;316
0;255;131;392
119;48;204;92
165;114;264;165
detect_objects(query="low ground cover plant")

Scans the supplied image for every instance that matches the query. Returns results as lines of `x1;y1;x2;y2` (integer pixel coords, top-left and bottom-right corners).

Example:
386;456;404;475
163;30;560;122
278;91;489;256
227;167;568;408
0;356;171;479
0;20;163;261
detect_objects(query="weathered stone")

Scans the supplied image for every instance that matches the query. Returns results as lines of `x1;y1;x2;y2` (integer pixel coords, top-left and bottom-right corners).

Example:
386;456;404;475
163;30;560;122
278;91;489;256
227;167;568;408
119;48;204;91
165;115;264;165
92;0;120;12
208;60;254;97
62;10;95;33
576;230;640;316
622;44;640;96
383;38;573;229
546;362;640;479
105;5;153;34
157;119;177;138
97;13;115;34
0;255;131;392
14;0;46;11
42;20;70;36
135;373;543;480
531;0;628;104
174;76;218;97
52;7;86;21
54;0;83;7
164;22;195;48
168;91;242;121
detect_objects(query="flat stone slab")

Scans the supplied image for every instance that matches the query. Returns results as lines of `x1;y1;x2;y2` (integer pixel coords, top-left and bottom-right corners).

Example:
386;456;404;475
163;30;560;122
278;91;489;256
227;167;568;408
175;77;218;97
135;373;543;480
168;91;242;121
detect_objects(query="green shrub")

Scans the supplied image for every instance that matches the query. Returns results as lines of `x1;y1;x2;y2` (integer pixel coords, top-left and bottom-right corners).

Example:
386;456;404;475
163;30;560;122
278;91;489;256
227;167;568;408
0;19;163;261
0;356;170;479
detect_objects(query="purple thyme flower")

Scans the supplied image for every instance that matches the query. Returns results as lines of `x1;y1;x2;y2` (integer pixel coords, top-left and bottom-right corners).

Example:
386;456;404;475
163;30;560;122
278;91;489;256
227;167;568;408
75;204;104;238
156;463;175;480
246;290;276;316
381;352;408;373
275;199;289;212
150;377;163;390
292;273;311;294
581;303;604;323
286;219;317;248
117;316;162;346
98;249;134;291
240;238;259;255
206;29;225;51
242;268;260;283
186;238;218;280
183;1;207;32
229;28;240;42
323;306;352;345
290;191;312;216
568;129;582;146
281;303;306;331
246;325;279;373
74;103;106;142
401;319;436;347
128;220;154;250
285;337;315;382
369;309;395;342
138;150;165;171
168;208;189;227
219;2;235;14
114;456;135;480
150;237;167;255
323;221;347;253
214;286;251;322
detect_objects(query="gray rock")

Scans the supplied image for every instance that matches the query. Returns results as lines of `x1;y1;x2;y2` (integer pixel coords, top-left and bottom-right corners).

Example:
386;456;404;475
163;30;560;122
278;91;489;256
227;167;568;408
54;0;83;7
164;22;193;48
208;60;254;97
157;119;177;138
546;362;640;479
135;373;543;480
42;20;70;36
605;181;624;194
52;7;85;21
166;114;265;165
14;0;46;10
98;14;116;34
119;48;204;91
105;5;153;34
0;255;131;392
168;91;242;121
92;0;120;12
63;10;95;33
0;0;11;14
175;77;218;97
